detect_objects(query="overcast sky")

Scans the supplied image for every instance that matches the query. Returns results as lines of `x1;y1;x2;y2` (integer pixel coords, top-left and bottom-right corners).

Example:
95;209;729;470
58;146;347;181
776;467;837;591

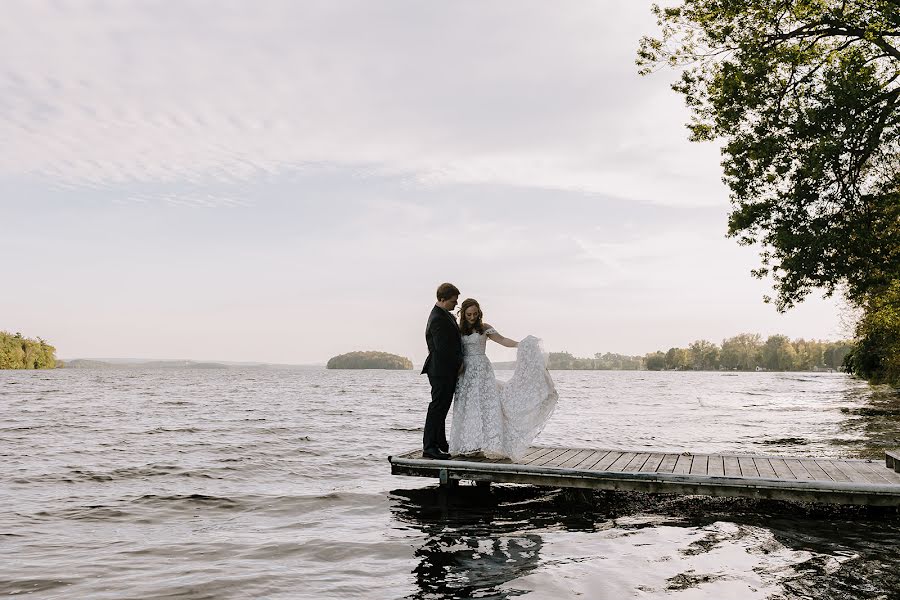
2;1;847;365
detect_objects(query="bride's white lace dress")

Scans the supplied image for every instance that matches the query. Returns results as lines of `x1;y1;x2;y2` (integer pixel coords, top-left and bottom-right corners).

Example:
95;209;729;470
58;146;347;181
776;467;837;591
449;328;558;460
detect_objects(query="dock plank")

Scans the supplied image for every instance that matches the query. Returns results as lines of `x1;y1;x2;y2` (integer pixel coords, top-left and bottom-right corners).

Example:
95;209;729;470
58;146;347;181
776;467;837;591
520;447;548;462
608;452;638;472
738;457;760;478
541;448;581;468
754;458;777;479
559;449;596;469
572;450;610;470
723;456;741;477
707;455;725;477
800;459;832;481
640;453;665;473
784;459;813;480
874;462;900;484
657;454;679;473
831;461;877;484
624;453;651;472
530;448;569;467
689;454;709;476
816;460;851;483
851;460;896;484
768;458;796;479
523;447;558;465
590;451;623;471
673;454;693;475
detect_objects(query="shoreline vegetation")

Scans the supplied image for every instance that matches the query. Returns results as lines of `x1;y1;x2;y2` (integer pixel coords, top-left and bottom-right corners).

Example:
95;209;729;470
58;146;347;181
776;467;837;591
0;331;57;369
642;334;852;372
326;351;413;370
510;334;852;372
638;3;900;387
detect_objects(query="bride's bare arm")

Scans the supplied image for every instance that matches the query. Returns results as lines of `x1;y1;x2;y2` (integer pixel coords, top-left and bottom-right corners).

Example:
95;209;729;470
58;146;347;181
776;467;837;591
485;324;518;348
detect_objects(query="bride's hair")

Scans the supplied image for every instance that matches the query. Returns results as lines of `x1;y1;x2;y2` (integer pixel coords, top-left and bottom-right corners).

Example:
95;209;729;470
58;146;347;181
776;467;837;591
458;298;485;335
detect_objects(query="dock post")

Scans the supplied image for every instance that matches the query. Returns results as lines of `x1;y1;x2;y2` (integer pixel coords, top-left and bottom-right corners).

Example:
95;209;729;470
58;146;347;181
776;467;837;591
887;451;900;472
438;468;458;488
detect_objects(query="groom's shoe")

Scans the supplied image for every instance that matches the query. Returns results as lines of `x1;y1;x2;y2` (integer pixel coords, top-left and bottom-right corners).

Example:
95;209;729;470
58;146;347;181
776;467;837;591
422;449;451;460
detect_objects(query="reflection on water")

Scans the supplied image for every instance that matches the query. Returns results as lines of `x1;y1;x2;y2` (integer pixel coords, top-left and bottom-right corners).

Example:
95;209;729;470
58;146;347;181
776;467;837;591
391;485;547;599
392;485;900;600
391;485;621;598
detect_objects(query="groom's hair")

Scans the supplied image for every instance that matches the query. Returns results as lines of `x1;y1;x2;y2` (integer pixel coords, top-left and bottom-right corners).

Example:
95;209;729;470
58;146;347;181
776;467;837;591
436;282;460;301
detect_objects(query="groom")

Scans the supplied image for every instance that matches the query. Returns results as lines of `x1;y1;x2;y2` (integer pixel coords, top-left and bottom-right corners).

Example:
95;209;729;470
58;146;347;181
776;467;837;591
420;282;463;460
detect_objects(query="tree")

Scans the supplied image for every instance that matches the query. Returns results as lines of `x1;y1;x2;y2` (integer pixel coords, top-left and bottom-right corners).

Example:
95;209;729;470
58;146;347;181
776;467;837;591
720;333;763;370
845;280;900;382
762;335;799;370
0;331;57;369
689;339;720;370
665;347;692;370
824;340;854;369
639;1;900;310
645;351;667;370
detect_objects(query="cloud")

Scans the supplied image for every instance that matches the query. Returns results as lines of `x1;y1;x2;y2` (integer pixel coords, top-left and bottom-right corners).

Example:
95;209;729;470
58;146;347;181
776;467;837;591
1;0;726;206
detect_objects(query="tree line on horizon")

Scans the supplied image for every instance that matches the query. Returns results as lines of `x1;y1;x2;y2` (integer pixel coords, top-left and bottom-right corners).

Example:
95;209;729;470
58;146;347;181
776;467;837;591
643;334;853;372
0;331;58;369
548;333;853;372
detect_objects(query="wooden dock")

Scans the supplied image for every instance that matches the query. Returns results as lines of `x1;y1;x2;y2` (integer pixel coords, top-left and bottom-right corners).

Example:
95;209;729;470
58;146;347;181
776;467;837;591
389;446;900;506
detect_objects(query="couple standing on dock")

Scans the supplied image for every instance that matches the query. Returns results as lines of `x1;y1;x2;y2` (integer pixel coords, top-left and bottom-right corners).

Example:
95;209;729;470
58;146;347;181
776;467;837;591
420;282;558;461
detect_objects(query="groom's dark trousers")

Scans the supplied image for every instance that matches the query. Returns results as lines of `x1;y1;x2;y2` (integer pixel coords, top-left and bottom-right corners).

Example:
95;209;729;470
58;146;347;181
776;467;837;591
421;305;463;454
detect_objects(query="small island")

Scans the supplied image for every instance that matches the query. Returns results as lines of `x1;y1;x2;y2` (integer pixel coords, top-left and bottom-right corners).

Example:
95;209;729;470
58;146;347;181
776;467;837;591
327;351;413;370
1;331;58;369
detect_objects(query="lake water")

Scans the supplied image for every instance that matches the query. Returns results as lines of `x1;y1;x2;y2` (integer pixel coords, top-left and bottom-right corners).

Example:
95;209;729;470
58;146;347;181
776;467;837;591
3;369;900;599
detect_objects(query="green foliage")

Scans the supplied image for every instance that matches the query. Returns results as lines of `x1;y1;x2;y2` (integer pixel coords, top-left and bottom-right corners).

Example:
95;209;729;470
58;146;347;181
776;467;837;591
845;281;900;384
645;334;850;371
0;331;57;369
720;333;763;370
645;351;667;371
665;347;692;370
326;351;413;370
639;1;900;310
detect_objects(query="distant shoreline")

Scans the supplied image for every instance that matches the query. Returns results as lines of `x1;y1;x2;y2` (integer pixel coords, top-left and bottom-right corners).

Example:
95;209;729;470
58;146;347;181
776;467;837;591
56;358;841;373
60;359;325;370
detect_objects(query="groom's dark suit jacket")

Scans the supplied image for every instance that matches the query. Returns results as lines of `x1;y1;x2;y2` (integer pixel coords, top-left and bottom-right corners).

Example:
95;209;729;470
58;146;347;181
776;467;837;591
421;305;463;377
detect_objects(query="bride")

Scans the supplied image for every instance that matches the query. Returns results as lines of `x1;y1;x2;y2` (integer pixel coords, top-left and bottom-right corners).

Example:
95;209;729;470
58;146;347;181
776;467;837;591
448;298;558;460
